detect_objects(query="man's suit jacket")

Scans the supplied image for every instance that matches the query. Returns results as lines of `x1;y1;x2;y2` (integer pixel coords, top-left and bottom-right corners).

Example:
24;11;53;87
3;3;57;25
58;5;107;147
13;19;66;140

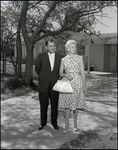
35;51;63;92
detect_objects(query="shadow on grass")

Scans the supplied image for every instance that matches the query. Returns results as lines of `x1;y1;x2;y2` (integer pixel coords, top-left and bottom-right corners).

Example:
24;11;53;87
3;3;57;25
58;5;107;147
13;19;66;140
84;109;116;124
96;72;117;78
86;99;117;107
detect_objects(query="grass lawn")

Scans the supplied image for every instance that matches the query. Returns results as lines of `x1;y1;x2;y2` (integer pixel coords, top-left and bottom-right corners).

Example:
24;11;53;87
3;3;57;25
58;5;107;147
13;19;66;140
1;71;117;149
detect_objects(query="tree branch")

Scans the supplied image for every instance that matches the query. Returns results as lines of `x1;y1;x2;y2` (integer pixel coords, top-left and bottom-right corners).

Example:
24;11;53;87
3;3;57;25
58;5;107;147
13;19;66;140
31;1;60;42
27;1;42;10
2;25;14;36
33;11;81;44
95;18;109;27
28;1;116;45
77;22;106;42
33;26;67;44
80;2;115;15
72;2;115;21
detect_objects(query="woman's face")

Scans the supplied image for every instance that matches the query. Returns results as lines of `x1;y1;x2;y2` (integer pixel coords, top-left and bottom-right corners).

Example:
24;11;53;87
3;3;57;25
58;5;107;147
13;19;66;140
69;43;77;54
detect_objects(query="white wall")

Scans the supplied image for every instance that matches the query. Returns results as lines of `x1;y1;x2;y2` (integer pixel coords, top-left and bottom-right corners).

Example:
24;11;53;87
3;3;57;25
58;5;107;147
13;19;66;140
33;44;42;58
33;41;45;58
14;40;45;59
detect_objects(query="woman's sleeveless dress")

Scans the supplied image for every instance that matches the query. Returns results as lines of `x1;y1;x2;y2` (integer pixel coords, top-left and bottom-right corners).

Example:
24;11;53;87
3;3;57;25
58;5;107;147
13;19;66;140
58;54;86;110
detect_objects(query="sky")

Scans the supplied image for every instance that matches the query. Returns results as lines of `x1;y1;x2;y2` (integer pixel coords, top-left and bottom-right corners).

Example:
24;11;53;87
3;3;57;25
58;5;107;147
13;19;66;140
93;7;117;34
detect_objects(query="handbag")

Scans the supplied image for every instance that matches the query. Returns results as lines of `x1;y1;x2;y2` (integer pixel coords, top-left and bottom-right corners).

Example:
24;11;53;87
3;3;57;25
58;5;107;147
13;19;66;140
52;80;74;93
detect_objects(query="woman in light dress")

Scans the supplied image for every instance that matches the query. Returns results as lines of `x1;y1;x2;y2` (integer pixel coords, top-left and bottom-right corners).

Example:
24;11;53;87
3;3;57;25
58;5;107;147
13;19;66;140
58;39;87;133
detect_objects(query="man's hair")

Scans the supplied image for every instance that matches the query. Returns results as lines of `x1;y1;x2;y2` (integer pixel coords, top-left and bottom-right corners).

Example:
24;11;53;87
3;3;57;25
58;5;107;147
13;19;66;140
45;39;56;46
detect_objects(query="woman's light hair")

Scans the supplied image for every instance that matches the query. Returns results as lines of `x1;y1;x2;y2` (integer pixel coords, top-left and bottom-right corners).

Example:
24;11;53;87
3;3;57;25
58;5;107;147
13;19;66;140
65;39;77;50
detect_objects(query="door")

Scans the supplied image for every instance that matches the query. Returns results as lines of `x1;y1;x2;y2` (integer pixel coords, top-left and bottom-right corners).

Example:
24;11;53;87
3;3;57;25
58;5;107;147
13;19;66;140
103;45;111;72
110;45;117;71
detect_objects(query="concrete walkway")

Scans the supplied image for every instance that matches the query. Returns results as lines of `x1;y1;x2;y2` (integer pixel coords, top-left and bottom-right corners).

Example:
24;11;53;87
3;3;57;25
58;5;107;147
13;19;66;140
1;72;117;149
1;96;80;149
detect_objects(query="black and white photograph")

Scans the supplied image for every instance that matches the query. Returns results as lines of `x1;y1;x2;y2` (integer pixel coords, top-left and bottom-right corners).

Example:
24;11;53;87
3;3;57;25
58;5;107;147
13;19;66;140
1;1;117;149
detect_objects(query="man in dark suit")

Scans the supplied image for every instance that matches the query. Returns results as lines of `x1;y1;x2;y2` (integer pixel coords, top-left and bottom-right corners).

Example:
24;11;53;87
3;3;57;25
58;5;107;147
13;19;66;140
35;39;63;130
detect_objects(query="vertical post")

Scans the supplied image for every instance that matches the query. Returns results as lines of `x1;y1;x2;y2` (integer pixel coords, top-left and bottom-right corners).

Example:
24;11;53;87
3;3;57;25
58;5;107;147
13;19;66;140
87;44;90;74
87;1;91;74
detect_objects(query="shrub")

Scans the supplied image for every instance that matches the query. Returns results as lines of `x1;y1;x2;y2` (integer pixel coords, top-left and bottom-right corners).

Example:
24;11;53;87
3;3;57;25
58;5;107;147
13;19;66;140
4;78;27;90
60;130;100;149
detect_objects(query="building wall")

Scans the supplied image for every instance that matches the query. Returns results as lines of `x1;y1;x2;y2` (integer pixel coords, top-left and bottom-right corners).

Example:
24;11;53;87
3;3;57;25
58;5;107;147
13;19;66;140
103;44;117;71
90;45;104;71
84;45;90;66
57;45;65;56
33;44;42;59
13;33;117;72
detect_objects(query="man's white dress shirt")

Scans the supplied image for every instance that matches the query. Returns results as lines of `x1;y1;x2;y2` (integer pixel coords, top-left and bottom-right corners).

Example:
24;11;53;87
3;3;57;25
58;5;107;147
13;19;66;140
48;52;55;71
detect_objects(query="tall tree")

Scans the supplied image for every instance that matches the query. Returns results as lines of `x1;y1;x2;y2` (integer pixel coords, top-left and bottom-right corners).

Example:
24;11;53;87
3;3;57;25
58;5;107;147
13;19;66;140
2;1;116;84
1;1;23;79
20;1;116;85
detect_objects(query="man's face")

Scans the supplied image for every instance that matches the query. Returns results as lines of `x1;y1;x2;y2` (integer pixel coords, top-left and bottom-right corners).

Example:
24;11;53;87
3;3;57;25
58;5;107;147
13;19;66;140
46;41;56;54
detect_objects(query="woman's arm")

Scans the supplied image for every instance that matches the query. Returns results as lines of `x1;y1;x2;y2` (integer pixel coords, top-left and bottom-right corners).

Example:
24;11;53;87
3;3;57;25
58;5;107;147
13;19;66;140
59;60;66;78
59;60;73;81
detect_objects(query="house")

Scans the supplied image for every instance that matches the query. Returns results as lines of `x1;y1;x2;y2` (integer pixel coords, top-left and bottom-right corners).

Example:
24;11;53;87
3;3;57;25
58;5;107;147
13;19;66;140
83;33;117;72
14;32;117;72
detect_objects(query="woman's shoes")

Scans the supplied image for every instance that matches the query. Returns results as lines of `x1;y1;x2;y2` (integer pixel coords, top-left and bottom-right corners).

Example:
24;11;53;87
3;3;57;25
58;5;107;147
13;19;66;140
74;128;78;132
63;128;68;134
63;128;79;133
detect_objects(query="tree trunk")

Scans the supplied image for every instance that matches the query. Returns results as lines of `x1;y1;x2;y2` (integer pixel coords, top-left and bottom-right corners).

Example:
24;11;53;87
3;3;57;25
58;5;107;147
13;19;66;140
2;30;6;75
2;48;6;75
25;42;34;85
14;65;18;79
17;29;22;78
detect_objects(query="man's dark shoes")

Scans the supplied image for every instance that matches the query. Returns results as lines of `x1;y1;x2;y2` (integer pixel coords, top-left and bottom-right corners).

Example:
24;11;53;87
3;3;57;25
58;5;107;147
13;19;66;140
52;124;59;130
38;125;44;130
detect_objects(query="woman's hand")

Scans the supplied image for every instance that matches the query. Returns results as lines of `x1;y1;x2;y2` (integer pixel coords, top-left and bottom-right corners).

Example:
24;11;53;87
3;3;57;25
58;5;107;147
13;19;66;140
83;86;87;93
65;74;73;81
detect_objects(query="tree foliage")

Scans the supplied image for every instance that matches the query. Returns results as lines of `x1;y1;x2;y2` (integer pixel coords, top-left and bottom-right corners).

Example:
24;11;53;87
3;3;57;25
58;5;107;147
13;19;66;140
1;1;117;85
20;1;116;44
1;1;23;78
